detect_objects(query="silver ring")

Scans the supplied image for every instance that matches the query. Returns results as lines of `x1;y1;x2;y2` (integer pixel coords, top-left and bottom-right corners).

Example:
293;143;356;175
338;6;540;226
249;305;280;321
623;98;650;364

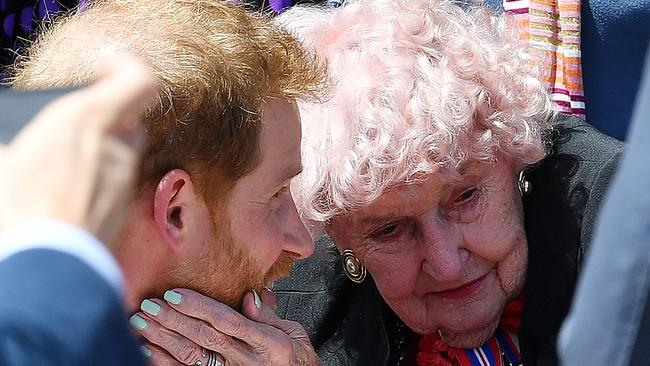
206;349;224;366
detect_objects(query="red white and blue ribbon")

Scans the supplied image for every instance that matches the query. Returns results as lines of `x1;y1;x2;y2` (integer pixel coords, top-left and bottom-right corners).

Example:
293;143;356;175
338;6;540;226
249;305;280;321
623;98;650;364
417;295;524;366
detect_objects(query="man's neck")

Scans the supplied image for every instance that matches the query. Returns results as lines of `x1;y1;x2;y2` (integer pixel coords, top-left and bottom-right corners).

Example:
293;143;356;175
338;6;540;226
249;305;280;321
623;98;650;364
114;236;173;313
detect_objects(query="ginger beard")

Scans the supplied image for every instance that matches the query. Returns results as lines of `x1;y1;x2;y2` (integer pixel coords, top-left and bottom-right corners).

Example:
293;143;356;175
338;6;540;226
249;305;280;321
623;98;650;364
168;211;293;310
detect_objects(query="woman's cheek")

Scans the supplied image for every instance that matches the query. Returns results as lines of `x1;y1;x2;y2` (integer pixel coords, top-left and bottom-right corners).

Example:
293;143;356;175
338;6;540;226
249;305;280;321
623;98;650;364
462;227;512;262
496;237;528;296
461;205;526;263
365;249;422;300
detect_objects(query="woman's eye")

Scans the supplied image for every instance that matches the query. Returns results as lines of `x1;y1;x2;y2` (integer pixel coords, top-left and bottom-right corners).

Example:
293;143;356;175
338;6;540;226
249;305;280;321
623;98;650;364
376;225;398;237
454;188;477;204
446;186;485;223
370;222;406;240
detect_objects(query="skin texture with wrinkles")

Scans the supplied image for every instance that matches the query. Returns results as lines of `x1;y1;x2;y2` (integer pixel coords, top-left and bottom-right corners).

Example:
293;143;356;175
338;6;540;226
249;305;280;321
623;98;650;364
329;160;527;347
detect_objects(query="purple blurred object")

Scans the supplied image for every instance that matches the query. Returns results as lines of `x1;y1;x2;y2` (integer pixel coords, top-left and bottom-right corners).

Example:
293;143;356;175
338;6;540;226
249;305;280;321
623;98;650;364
269;0;293;13
38;0;59;19
3;13;14;38
19;7;33;32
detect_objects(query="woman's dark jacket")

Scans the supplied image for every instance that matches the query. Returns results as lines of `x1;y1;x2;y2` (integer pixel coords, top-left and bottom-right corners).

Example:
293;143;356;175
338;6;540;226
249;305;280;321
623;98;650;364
274;114;623;365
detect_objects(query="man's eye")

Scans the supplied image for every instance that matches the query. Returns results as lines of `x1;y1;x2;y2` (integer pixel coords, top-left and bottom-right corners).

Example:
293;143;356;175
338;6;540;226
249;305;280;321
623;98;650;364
454;188;477;204
273;186;289;199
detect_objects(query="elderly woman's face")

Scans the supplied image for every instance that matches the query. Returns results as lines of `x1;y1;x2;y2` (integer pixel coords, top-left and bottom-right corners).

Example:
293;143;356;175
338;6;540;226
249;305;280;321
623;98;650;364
328;160;527;347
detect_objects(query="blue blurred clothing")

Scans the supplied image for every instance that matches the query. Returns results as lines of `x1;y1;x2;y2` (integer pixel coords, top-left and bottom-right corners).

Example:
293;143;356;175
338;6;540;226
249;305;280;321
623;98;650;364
559;44;650;366
0;221;144;365
0;220;124;293
484;0;502;11
581;0;650;140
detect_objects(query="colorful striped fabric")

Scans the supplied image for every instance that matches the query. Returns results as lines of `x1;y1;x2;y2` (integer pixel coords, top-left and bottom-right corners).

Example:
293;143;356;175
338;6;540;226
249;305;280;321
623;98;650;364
503;0;585;119
417;329;522;366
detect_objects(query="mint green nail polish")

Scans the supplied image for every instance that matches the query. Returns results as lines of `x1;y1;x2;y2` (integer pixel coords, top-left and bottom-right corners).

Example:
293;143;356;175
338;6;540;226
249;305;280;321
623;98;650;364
141;299;161;316
252;289;262;309
140;345;152;358
129;314;147;330
164;290;182;305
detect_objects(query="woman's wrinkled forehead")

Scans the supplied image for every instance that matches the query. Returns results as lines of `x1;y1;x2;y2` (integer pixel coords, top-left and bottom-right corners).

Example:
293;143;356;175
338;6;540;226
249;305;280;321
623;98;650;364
338;160;500;221
391;161;487;188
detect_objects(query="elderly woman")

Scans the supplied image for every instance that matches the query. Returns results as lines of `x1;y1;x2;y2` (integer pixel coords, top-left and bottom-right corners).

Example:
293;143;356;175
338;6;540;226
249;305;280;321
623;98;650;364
271;0;622;365
137;0;622;365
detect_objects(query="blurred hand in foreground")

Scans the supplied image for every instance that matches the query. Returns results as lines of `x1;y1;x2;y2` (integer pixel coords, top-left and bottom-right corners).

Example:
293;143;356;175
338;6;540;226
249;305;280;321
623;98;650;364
0;54;155;247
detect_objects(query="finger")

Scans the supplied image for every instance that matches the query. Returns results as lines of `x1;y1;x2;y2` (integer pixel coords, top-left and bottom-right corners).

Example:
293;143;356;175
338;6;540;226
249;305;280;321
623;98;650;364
130;312;205;366
241;291;284;330
140;299;252;365
141;344;183;366
23;53;154;137
241;291;317;364
88;52;156;130
163;288;275;349
241;291;307;339
10;54;153;158
90;55;152;155
146;343;226;366
145;339;228;366
261;288;277;312
200;349;226;366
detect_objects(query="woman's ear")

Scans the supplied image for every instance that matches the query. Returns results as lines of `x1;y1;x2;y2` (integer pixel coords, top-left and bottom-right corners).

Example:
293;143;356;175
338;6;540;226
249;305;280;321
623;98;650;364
326;218;351;252
152;169;207;251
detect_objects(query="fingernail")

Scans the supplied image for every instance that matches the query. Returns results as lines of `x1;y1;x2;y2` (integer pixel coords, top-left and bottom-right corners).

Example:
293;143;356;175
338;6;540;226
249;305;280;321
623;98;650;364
252;289;262;309
141;299;161;316
129;314;147;330
140;345;152;358
164;290;182;305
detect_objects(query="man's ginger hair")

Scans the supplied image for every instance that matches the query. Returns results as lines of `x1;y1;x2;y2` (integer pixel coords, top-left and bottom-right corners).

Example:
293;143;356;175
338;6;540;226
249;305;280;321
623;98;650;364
11;0;325;202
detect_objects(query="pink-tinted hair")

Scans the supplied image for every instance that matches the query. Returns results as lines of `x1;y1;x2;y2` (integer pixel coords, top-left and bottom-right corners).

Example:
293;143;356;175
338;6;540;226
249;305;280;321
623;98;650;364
278;0;556;223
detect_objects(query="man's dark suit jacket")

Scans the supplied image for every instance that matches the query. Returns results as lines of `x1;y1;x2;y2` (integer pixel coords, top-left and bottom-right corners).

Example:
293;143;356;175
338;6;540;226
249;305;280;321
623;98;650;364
0;249;144;365
274;114;622;366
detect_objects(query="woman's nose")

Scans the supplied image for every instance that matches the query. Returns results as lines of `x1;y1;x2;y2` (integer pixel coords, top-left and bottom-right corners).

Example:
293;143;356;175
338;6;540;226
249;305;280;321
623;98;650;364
420;220;468;283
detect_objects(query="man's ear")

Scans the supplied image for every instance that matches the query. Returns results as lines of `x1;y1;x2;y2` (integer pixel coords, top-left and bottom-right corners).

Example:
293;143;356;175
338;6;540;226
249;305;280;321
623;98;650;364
152;169;206;251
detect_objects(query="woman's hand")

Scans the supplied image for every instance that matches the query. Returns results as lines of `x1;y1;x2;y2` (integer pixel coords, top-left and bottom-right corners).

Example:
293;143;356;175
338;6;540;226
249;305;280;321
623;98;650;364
130;288;321;366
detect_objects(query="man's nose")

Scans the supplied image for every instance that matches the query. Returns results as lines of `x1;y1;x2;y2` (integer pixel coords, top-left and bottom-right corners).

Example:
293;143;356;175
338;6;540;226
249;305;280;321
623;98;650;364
419;218;468;283
282;199;315;259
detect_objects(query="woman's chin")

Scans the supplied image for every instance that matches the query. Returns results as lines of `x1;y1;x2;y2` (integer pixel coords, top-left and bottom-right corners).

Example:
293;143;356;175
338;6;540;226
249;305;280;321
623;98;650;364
438;307;503;347
441;320;500;348
403;304;503;348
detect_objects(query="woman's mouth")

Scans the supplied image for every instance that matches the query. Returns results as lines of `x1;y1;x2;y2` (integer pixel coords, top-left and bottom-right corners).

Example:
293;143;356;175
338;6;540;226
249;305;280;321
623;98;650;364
430;272;490;301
